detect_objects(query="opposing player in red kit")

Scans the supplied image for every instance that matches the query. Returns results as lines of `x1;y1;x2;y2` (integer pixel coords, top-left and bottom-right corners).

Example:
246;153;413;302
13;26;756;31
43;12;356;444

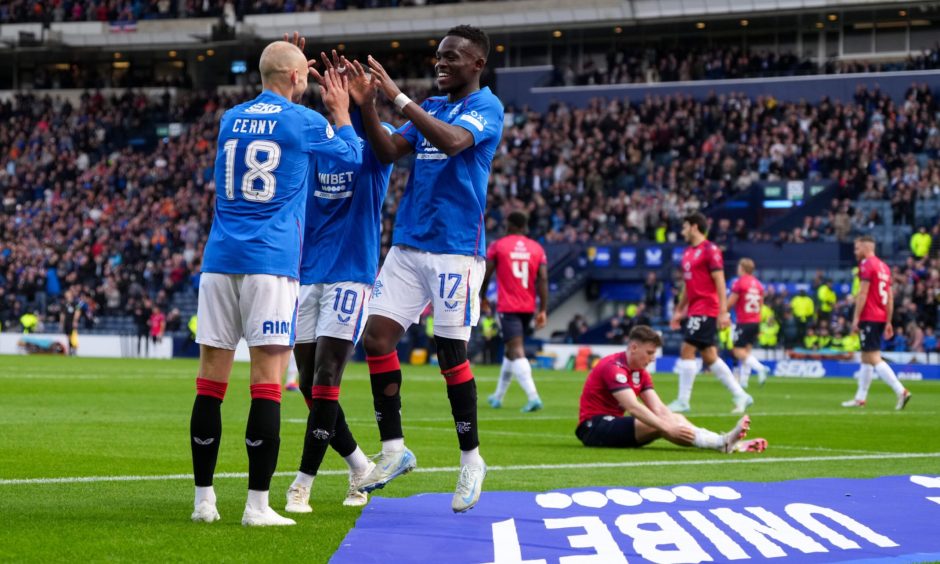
668;213;753;414
842;235;912;410
576;325;766;453
480;211;548;412
727;258;770;388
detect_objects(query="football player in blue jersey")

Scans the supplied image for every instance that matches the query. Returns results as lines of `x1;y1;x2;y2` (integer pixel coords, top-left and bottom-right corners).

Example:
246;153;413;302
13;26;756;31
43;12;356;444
188;41;362;527
283;49;395;514
348;25;504;513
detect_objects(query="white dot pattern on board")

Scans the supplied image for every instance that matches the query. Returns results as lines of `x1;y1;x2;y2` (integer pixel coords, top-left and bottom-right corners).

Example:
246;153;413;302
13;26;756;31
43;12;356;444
571;490;608;508
639;487;677;503
702;486;742;500
534;492;572;509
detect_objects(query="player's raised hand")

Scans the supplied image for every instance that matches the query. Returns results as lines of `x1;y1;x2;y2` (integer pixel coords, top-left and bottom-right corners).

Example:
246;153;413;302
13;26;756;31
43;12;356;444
320;69;350;119
345;58;376;106
535;311;547;330
367;55;402;100
283;31;306;53
320;50;345;75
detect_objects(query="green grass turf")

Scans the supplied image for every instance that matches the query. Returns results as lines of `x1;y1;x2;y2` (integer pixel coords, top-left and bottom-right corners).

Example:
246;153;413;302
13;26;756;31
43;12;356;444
1;356;938;562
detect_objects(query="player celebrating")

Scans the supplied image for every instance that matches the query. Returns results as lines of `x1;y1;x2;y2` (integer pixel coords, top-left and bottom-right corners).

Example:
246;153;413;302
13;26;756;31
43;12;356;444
668;212;753;414
842;235;912;410
577;326;766;453
727;258;769;388
188;42;361;527
350;25;503;513
480;211;548;412
284;49;394;514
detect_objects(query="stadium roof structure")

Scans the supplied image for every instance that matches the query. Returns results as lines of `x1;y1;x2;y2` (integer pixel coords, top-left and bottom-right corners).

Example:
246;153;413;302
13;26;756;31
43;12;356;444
0;0;924;49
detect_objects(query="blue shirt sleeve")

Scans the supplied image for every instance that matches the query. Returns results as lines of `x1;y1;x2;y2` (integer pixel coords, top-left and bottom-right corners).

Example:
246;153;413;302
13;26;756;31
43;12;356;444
303;106;363;169
394;99;435;148
453;93;503;146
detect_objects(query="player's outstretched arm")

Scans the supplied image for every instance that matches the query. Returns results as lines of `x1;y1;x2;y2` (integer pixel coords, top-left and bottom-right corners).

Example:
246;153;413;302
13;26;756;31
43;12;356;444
670;286;688;330
884;282;895;339
614;389;691;444
346;59;412;164
536;263;549;329
851;280;870;333
711;269;730;329
368;55;475;157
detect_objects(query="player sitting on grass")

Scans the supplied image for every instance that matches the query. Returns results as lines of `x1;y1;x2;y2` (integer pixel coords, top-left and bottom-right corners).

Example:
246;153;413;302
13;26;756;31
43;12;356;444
576;325;767;453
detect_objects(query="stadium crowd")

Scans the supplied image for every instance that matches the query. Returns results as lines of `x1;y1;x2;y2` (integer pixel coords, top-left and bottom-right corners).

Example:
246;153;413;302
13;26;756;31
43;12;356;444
553;44;940;86
1;80;939;344
0;0;484;23
484;84;940;246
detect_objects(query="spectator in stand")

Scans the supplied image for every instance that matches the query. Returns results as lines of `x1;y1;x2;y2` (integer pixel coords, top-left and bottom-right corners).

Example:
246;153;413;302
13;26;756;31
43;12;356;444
149;305;165;345
911;226;932;259
643;272;664;318
566;314;588;344
605;312;627;345
923;327;938;353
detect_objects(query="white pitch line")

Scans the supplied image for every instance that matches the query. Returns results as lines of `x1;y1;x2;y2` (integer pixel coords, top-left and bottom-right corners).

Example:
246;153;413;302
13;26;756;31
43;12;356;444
2;452;939;487
331;410;938;424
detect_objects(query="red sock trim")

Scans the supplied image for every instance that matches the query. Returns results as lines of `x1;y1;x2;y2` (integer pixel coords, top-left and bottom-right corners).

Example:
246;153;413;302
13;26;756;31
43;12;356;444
303;397;314;411
312;385;340;401
367;351;400;374
196;378;228;401
250;383;282;403
442;361;474;386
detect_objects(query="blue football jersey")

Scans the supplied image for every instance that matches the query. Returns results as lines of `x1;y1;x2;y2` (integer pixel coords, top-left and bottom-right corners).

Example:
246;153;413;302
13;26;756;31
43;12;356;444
300;111;393;285
202;90;362;279
393;86;504;256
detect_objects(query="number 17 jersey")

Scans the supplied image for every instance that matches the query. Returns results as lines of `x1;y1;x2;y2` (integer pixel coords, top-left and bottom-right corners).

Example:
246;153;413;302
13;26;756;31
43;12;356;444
487;234;546;313
203;90;362;279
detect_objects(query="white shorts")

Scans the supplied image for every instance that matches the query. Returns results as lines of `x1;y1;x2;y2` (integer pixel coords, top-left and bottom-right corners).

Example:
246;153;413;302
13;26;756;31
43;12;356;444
369;246;485;341
295;282;370;344
196;273;299;349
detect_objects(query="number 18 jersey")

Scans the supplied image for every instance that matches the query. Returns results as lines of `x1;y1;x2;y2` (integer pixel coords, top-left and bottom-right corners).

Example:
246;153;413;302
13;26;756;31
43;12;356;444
202;90;362;279
486;234;546;313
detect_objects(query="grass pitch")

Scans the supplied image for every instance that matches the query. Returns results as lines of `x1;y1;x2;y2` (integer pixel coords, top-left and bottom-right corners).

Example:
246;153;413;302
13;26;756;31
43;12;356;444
1;355;937;562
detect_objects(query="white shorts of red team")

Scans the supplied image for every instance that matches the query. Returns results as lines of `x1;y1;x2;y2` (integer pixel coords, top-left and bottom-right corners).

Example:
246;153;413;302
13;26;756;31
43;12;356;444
369;246;485;341
196;273;299;349
295;282;370;345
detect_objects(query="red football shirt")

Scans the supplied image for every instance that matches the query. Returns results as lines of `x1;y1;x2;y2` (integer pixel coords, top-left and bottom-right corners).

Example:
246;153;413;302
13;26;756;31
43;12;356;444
486;234;547;313
859;255;891;323
731;274;764;324
578;352;654;424
682;241;724;317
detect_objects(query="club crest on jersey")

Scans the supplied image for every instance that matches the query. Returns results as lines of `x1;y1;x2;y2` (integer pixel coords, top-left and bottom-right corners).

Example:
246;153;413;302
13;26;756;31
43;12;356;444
632;371;641;386
244;102;283;114
448;103;463;119
694;249;702;259
372;280;383;299
262;320;290;335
